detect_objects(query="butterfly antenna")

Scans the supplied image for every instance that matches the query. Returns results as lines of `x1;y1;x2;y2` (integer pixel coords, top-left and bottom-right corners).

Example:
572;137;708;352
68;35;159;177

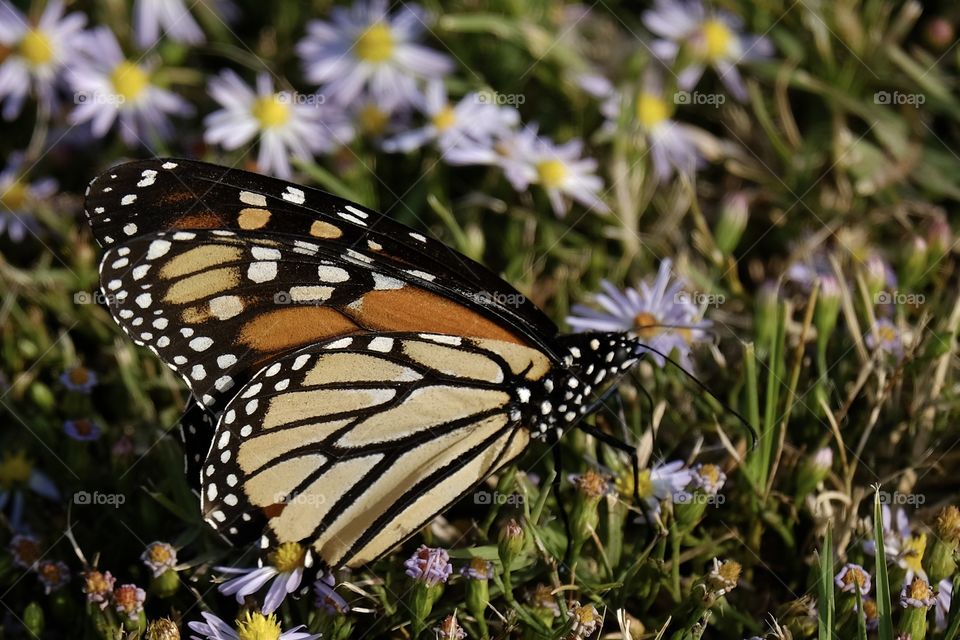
632;341;757;447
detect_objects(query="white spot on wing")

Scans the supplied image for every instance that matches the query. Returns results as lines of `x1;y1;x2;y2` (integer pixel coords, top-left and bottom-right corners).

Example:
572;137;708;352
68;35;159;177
239;191;267;207
247;261;277;283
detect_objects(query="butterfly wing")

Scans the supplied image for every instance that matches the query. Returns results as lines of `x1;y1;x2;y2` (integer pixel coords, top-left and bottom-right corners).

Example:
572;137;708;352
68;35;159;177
201;332;552;567
85;158;559;354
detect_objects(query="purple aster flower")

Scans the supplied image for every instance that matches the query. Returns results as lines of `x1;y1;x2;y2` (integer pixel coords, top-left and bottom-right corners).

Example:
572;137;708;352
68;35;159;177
460;557;494;581
59;366;97;393
216;542;310;614
63;419;102;441
36;560;70;594
835;563;871;596
314;573;351;615
141;541;178;577
404;545;452;586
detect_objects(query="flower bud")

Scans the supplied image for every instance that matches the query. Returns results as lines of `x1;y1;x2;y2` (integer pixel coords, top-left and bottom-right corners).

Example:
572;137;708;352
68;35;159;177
923;17;956;51
714;192;749;256
754;281;779;355
928;214;952;263
498;518;525;572
902;236;929;289
23;602;44;637
815;276;841;340
570;471;607;556
795;447;833;502
145;617;180;640
925;506;960;582
899;577;937;640
461;557;492;634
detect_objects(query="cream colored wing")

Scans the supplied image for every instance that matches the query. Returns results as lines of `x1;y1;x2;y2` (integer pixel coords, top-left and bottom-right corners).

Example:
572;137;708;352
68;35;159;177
201;332;552;568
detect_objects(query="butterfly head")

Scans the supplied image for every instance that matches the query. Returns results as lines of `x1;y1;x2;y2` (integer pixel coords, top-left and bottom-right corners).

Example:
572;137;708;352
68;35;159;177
520;332;644;439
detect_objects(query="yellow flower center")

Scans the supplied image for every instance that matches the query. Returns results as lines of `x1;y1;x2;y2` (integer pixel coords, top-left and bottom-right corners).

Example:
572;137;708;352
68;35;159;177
38;562;65;585
147;543;174;565
701;19;734;61
0;451;33;489
536;160;568;188
236;611;282;640
0;181;29;211
358;104;388;134
111;61;150;101
355;22;395;62
636;469;653;499
12;538;40;565
634;311;661;339
84;571;112;595
431;105;457;132
636;92;672;129
575;604;598;624
252;95;291;129
878;324;898;343
113;585;141;614
903;533;926;575
842;567;868;590
68;367;90;386
699;464;720;485
269;541;306;573
906;576;933;601
19;29;54;66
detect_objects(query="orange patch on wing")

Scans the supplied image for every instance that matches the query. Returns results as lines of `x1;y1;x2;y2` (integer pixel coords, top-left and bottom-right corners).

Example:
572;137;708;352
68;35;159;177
168;212;226;229
238;208;271;229
239;306;358;352
346;288;527;346
310;220;343;239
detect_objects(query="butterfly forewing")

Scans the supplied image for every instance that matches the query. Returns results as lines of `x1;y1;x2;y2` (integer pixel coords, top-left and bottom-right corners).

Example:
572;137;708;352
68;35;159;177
202;332;545;567
85;159;560;355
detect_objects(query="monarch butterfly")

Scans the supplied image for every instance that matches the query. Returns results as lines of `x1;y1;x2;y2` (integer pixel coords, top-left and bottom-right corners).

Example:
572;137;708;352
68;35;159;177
84;159;743;570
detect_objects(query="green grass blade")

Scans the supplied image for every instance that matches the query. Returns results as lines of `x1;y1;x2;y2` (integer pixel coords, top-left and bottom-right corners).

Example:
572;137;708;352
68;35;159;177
855;588;869;640
818;525;834;640
873;490;895;640
944;574;960;640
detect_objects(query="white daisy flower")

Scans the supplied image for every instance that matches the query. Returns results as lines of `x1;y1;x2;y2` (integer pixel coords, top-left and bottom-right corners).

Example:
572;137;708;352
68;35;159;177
216;542;310;614
133;0;205;49
188;610;320;640
382;80;518;154
204;70;350;179
68;27;192;147
638;460;694;518
451;124;607;217
585;74;701;182
0;152;56;243
566;259;712;369
297;0;452;110
642;0;773;101
0;0;87;119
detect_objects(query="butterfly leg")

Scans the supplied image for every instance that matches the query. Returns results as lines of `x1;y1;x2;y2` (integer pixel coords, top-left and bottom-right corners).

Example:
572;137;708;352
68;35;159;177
547;429;575;575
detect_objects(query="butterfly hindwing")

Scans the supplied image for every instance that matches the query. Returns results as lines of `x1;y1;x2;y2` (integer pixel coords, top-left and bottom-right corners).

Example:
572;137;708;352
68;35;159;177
201;332;551;567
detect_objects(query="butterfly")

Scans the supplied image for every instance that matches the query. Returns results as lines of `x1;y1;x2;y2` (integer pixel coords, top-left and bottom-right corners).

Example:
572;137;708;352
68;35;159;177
84;158;733;570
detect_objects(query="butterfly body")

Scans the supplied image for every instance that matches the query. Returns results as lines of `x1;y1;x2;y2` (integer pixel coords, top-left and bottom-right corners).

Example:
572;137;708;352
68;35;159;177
84;159;646;569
